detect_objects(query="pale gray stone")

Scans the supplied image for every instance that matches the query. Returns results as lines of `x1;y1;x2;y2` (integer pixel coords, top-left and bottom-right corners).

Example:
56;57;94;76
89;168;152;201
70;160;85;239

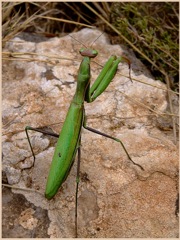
2;28;178;238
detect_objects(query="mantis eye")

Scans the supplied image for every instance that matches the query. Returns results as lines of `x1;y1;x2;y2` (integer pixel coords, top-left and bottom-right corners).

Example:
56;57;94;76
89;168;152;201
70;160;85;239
79;48;98;58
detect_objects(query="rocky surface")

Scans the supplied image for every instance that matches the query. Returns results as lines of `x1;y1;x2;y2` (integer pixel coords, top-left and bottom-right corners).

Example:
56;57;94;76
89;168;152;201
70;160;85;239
2;28;179;238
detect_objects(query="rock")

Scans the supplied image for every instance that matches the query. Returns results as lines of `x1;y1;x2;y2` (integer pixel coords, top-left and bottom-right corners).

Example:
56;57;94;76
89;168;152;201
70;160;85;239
2;28;178;238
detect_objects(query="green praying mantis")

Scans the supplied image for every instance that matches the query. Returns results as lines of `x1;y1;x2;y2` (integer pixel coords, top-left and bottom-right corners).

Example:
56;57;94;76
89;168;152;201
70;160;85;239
25;33;144;238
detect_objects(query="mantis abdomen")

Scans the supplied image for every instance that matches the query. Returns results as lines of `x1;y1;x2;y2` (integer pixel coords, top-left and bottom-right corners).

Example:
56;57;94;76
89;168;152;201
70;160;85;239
45;103;84;199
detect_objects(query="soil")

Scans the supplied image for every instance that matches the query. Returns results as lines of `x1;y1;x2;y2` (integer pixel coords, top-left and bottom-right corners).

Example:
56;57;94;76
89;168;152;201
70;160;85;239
2;186;50;238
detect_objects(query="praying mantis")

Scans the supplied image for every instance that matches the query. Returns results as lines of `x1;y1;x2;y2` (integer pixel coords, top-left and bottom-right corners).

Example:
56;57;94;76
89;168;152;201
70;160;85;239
25;31;144;237
3;28;177;238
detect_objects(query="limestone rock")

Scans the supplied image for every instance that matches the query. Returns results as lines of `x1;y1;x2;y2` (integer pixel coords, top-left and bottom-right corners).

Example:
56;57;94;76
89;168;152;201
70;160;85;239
2;28;178;238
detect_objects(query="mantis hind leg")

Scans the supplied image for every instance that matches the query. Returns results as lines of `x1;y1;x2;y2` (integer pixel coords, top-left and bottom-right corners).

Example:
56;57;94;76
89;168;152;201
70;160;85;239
25;126;59;166
75;139;81;238
82;119;144;171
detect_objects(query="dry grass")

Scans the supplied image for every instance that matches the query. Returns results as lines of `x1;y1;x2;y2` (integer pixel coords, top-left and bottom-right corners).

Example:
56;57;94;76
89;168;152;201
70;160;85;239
2;2;178;89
